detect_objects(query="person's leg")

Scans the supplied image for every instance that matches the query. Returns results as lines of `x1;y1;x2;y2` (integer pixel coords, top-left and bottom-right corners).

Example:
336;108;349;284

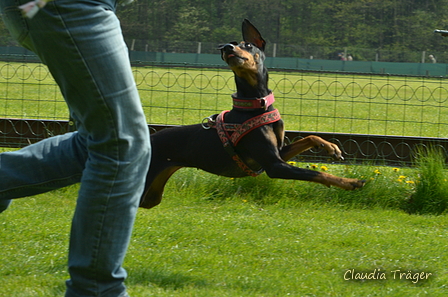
0;132;87;201
0;2;92;211
0;1;151;296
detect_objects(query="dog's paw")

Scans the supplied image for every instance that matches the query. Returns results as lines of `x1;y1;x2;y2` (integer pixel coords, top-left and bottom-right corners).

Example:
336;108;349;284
335;177;366;190
333;154;344;161
319;142;343;160
348;179;366;190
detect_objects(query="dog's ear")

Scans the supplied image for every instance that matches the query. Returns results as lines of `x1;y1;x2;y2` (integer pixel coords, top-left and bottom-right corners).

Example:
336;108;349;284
242;19;266;51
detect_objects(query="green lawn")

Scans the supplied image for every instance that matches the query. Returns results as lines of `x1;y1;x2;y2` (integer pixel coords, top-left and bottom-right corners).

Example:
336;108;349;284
0;167;447;296
1;61;447;296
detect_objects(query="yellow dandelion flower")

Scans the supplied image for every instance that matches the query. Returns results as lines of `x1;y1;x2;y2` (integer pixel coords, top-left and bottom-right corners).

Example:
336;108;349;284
398;175;406;179
397;178;403;183
405;180;415;184
374;169;381;175
288;161;297;166
311;164;318;169
393;167;400;172
320;165;328;171
242;199;248;203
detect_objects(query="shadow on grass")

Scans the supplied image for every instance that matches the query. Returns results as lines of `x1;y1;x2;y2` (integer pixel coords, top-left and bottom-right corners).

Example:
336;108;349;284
127;267;208;290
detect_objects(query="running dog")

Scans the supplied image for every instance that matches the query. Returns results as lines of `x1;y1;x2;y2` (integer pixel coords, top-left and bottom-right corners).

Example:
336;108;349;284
140;19;364;209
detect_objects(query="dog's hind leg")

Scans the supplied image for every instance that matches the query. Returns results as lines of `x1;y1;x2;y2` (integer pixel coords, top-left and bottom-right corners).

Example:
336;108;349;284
140;166;182;209
280;135;343;161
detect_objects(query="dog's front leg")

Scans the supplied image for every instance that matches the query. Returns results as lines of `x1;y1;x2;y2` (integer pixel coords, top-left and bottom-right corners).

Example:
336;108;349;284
280;135;343;161
309;170;365;190
264;162;364;190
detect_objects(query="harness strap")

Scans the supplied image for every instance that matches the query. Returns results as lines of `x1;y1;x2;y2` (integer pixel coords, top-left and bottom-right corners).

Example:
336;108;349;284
228;109;281;146
210;109;281;177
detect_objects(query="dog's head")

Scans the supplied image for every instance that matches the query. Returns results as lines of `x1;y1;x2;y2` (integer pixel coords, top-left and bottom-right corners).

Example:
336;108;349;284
219;19;266;87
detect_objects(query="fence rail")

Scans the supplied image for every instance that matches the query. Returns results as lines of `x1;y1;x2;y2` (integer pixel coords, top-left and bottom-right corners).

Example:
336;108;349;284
1;57;448;166
1;119;447;167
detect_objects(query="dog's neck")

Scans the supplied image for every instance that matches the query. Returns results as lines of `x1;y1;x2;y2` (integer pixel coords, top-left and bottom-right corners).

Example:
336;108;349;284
234;66;269;99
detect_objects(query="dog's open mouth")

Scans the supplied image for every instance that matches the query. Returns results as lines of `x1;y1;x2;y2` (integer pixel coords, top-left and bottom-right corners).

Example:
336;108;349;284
227;53;248;61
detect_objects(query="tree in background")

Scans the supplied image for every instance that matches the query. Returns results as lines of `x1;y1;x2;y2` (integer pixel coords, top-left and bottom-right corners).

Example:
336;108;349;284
2;0;448;62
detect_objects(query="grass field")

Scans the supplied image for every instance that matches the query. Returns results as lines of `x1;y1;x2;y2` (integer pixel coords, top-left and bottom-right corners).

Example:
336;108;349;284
1;61;448;296
2;61;448;137
0;158;448;297
1;167;447;296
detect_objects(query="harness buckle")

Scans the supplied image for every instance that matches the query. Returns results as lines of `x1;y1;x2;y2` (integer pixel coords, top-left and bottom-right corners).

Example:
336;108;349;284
202;114;217;130
260;97;267;110
201;117;211;129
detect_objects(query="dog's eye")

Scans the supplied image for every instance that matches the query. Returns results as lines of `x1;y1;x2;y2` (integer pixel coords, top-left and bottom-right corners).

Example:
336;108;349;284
245;43;253;49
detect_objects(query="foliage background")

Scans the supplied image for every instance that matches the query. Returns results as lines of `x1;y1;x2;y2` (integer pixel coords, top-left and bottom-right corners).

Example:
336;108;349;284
115;0;448;61
2;1;448;62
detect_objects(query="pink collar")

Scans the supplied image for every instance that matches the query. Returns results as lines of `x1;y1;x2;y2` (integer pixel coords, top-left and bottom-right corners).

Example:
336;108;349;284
231;92;275;110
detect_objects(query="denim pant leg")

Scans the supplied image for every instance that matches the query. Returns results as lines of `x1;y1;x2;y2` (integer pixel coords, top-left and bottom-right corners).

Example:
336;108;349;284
0;132;87;199
0;1;151;296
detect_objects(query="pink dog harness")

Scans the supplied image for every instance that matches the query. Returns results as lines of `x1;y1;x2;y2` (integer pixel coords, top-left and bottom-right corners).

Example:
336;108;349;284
204;93;281;176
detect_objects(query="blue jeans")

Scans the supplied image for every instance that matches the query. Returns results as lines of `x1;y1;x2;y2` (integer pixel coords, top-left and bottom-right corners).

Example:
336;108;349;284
0;1;151;296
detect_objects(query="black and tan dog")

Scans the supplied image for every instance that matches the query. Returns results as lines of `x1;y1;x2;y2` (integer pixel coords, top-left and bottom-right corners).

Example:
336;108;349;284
140;19;364;209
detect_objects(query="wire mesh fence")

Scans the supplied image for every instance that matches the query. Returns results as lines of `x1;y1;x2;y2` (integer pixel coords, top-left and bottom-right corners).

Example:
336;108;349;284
0;62;66;120
1;59;448;166
132;65;448;138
